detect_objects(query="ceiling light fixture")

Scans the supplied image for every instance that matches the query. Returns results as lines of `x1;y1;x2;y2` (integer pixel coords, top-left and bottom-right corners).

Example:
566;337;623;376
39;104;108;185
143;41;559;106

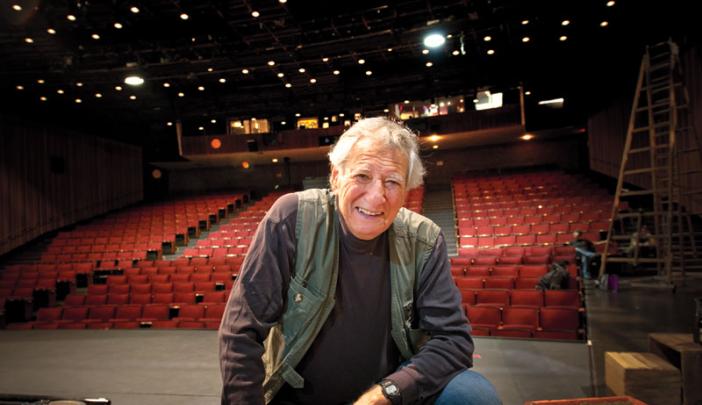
358;59;365;64
47;28;56;34
365;70;372;76
423;33;446;48
125;75;144;86
432;145;439;149
322;57;329;62
404;100;410;104
295;113;301;117
267;60;275;66
483;35;492;42
198;86;205;91
387;48;393;52
207;67;213;72
310;78;317;83
333;70;340;75
167;122;173;126
279;0;287;3
298;68;306;73
559;35;568;41
272;158;279;163
40;96;47;101
95;93;103;98
75;98;82;104
521;19;529;25
178;92;185;97
219;78;226;83
180;13;189;20
211;119;217;124
525;91;532;95
91;33;100;40
422;49;429;55
285;83;292;88
163;82;171;88
487;49;495;55
12;4;22;11
522;36;530;43
277;72;284;78
129;95;136;100
115;86;123;91
425;61;433;67
452;50;459;56
37;79;45;84
561;20;570;26
251;11;260;18
16;85;24;90
114;22;123;29
242;68;249;74
57;89;64;94
24;37;34;44
520;134;534;141
67;14;76;21
130;6;140;14
600;21;609;27
606;1;615;6
198;126;204;131
538;97;565;105
76;82;83;87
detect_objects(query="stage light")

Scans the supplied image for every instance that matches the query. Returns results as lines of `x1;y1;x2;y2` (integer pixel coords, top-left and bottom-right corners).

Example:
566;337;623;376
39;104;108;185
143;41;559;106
423;33;445;48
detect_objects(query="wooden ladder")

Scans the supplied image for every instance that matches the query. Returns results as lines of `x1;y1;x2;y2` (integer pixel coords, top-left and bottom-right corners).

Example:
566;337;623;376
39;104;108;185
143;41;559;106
600;40;702;286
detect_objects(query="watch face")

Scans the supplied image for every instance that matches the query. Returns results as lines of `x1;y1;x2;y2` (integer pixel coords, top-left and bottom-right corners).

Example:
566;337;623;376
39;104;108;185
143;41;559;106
385;383;399;396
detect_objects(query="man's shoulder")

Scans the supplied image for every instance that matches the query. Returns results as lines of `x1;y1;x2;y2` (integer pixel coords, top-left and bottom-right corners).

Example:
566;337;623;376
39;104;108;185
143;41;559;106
265;192;299;224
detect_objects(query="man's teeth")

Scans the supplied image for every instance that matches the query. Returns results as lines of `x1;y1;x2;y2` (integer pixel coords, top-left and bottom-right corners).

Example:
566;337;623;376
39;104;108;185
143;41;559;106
357;207;382;216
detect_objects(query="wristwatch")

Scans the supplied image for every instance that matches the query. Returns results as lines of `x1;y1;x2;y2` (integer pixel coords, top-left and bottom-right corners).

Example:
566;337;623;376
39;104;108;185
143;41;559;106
378;379;402;405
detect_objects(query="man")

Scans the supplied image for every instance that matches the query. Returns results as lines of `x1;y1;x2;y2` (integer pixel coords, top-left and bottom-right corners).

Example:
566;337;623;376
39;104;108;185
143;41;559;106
219;117;500;404
570;231;598;279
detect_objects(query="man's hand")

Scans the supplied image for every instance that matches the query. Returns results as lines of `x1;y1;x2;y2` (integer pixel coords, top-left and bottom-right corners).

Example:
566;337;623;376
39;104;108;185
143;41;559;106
353;384;391;405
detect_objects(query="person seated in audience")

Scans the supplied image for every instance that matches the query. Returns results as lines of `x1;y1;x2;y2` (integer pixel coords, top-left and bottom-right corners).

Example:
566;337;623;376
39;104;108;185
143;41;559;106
621;224;657;258
219;117;501;405
568;230;599;280
536;260;571;290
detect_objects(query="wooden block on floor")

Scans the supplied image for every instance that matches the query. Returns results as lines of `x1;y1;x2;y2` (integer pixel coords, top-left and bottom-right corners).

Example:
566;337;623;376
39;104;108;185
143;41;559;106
605;352;681;405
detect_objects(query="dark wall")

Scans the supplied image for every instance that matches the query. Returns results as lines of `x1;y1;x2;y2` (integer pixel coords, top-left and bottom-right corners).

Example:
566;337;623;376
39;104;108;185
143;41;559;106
0;117;143;255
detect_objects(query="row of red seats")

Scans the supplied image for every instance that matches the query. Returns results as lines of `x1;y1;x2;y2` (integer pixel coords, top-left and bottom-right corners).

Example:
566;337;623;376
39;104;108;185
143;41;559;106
458;287;581;308
464;304;581;339
458;221;608;236
7;303;225;330
66;291;228;306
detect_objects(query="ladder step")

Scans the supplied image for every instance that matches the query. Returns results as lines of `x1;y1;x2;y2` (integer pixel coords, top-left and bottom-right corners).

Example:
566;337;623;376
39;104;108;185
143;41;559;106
623;167;666;175
605;257;665;264
633;122;671;133
629;145;669;154
642;82;682;94
620;190;654;197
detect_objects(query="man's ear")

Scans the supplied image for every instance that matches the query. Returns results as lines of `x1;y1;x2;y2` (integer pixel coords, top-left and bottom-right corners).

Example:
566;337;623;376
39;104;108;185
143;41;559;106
330;167;340;191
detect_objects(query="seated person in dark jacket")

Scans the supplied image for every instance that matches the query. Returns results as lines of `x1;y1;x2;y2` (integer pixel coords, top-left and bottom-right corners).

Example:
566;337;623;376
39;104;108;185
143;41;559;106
219;117;501;405
569;231;598;279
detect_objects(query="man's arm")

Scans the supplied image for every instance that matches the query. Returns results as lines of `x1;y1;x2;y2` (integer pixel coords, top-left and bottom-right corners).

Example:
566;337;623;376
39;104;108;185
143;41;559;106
218;193;298;405
382;233;474;404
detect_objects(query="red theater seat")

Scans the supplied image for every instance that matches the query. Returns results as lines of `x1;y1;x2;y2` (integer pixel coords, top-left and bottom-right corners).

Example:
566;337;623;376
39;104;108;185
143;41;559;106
494;307;539;338
465;305;500;336
510;290;544;308
535;307;580;340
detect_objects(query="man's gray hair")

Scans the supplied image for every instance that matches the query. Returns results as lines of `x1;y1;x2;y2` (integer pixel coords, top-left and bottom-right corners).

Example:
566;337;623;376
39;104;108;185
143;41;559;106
328;117;425;189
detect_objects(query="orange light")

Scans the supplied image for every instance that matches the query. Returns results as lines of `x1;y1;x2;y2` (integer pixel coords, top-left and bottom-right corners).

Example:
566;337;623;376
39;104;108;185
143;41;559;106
242;161;250;169
151;169;162;179
520;134;534;141
210;138;222;149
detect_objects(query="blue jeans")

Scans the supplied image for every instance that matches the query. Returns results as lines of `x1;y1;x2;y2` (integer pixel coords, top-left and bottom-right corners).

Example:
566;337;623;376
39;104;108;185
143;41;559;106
575;247;597;279
433;369;502;405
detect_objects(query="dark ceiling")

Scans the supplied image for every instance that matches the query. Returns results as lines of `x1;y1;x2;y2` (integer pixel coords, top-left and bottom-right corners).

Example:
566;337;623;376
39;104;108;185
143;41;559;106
0;0;697;160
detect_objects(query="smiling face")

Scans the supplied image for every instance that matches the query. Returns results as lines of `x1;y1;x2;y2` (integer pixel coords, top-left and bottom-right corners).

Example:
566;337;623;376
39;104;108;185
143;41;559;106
331;137;409;240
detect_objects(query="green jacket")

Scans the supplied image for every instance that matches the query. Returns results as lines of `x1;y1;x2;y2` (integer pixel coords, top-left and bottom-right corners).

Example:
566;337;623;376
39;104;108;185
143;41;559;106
261;188;441;403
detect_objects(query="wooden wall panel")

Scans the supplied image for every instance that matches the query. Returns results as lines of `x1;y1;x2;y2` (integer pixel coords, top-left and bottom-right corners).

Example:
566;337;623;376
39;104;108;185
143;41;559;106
0;118;143;256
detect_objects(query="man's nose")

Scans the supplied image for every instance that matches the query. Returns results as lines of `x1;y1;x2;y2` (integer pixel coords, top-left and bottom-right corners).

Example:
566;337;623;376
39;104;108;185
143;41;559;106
366;178;387;203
